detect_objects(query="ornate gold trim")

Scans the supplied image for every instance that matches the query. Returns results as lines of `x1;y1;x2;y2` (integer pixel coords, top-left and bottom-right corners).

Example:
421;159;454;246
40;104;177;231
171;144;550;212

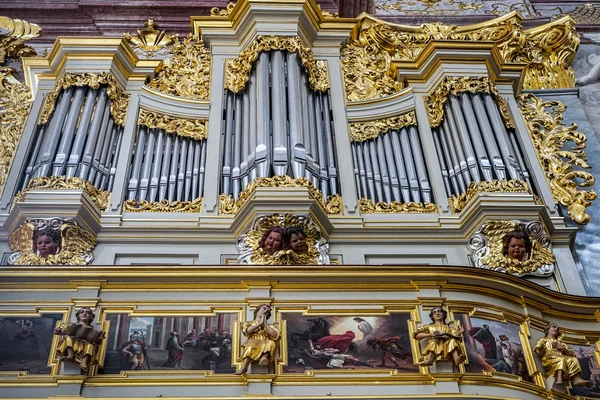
123;197;203;213
225;36;329;93
448;179;531;214
146;34;211;100
210;2;236;16
424;76;514;128
137;109;208;140
17;176;110;211
38;72;130;126
218;176;342;215
349;111;416;142
358;198;438;214
124;19;176;53
518;93;597;224
0;16;41;63
0;68;33;196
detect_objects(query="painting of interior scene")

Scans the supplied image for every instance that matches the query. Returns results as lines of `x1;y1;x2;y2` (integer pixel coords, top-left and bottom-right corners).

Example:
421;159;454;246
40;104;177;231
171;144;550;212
99;314;237;374
282;313;417;373
456;314;530;381
0;314;63;374
569;344;600;399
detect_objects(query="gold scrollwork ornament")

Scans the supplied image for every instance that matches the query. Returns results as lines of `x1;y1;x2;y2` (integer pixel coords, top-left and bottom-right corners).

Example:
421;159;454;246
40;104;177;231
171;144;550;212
123;197;203;213
349;112;416;142
449;179;532;214
18;176;110;211
358;198;438;213
137;109;207;141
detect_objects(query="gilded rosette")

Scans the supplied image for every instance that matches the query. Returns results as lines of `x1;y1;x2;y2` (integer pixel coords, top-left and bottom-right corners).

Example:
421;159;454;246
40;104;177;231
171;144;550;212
38;72;130;126
449;179;532;214
424;77;514;128
225;36;329;93
146;34;211;100
219;176;342;215
0;16;41;63
358;198;438;214
123;197;203;213
349;112;416;142
137;109;207;141
20;176;110;211
0;68;33;196
518;93;597;224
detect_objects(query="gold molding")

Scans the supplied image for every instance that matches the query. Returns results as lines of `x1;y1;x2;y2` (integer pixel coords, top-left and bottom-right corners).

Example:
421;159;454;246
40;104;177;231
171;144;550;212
137;109;208;140
518;93;597;224
225;36;329;93
146;34;211;100
123;197;203;213
349;111;416;142
218;176;342;215
38;72;130;126
0;16;41;64
424;76;514;128
0;68;33;197
449;179;532;214
358;198;438;214
124;19;176;53
16;176;110;211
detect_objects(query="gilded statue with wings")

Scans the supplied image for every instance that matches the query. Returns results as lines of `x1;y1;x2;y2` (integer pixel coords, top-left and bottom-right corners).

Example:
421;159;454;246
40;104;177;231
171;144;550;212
8;218;96;265
468;220;555;276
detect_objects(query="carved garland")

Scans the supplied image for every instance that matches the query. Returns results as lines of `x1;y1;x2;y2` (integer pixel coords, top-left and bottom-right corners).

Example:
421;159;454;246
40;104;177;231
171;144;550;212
358;198;438;214
424;76;514;128
219;176;342;215
225;36;329;94
518;93;597;224
38;72;130;126
146;34;211;100
349;111;416;142
449;179;532;214
123;198;203;213
137;109;208;141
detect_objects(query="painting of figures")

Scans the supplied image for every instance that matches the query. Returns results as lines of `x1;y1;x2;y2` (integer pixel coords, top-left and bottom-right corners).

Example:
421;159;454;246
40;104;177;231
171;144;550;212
456;314;530;381
282;313;417;373
0;314;63;374
99;314;237;374
569;344;600;399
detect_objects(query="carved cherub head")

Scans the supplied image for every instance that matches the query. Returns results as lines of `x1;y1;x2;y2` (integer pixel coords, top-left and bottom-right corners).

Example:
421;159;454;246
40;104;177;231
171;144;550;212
502;231;532;261
76;307;95;324
33;228;60;258
258;226;285;255
284;226;308;254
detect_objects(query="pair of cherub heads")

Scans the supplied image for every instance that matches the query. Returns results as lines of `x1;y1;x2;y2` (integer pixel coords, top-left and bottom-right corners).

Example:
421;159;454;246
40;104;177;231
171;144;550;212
259;226;308;256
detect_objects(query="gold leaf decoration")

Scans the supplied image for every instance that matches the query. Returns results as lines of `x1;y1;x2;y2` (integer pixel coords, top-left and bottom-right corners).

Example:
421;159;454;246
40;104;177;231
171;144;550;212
0;16;41;63
137;109;207;140
123;197;203;213
225;36;329;93
0;68;33;196
358;198;438;214
219;176;343;215
38;72;130;126
449;179;532;214
518;93;597;224
424;76;514;128
210;2;236;16
349;112;416;142
124;19;176;53
20;176;110;211
146;34;211;100
480;220;556;275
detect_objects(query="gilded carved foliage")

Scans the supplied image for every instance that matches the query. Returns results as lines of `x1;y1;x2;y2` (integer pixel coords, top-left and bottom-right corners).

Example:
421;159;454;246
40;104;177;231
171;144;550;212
0;16;41;63
219;176;342;215
225;36;329;94
17;176;110;211
449;179;532;214
358;198;438;213
518;93;597;224
8;218;96;265
39;72;130;126
137;109;207;141
146;34;211;100
469;220;556;276
0;68;33;194
123;197;203;213
349;111;416;142
424;76;514;128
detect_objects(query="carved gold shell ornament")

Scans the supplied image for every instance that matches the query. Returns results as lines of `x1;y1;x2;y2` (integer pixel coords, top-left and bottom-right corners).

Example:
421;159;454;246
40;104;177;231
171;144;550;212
468;220;556;276
8;218;97;265
518;93;597;224
236;213;329;265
